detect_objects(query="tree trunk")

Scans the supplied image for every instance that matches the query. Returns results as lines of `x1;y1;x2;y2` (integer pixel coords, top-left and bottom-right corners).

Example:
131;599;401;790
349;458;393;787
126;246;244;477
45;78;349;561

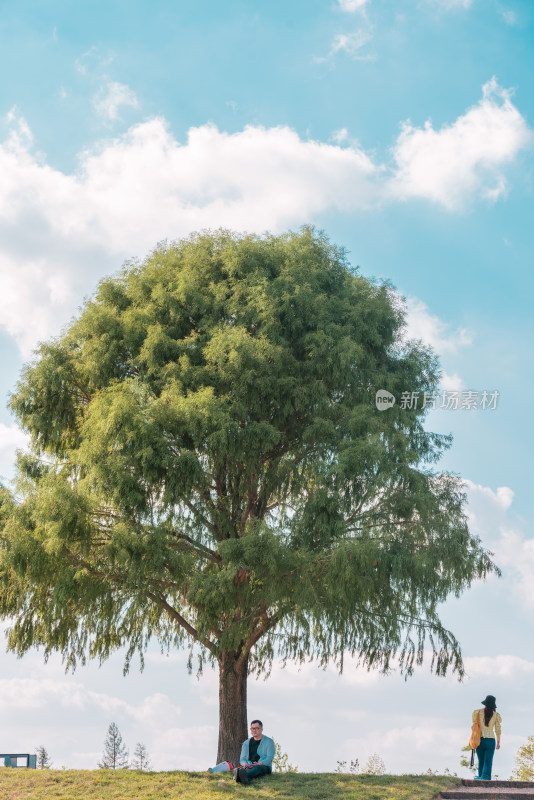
217;650;248;766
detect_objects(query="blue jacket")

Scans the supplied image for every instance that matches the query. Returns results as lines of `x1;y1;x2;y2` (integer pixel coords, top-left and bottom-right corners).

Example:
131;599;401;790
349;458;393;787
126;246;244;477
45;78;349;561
239;735;275;769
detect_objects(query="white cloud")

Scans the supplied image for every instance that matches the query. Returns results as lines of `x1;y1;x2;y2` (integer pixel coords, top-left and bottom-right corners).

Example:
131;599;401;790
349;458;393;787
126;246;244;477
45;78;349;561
0;666;197;770
0;116;378;354
151;725;217;770
0;79;529;356
405;297;473;355
464;654;534;679
463;479;515;549
440;371;465;392
337;0;371;11
501;9;518;25
332;127;349;144
464;480;514;512
0;422;29;453
0;423;29;482
403;297;472;391
5;107;33;145
93;81;139;120
389;77;532;209
330;30;374;60
75;46;114;76
0;677;181;723
0;676;127;715
343;724;467;772
497;528;534;607
463;480;534;609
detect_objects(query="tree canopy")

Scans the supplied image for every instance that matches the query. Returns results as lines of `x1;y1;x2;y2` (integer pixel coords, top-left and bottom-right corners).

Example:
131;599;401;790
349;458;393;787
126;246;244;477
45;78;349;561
0;227;497;762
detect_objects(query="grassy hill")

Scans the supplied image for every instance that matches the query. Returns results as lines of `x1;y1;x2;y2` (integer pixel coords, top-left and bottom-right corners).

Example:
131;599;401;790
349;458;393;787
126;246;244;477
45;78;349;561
0;770;461;800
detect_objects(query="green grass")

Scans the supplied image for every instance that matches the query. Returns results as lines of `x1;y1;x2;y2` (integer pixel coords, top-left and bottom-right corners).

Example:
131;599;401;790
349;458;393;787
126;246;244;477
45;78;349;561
0;770;461;800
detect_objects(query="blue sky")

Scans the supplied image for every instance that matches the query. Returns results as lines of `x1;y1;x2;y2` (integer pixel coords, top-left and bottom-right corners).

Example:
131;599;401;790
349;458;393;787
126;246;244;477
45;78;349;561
0;0;533;778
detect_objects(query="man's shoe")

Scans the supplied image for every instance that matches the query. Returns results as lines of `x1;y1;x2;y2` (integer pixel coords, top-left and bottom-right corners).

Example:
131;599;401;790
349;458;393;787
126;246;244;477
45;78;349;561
238;768;250;785
233;767;240;782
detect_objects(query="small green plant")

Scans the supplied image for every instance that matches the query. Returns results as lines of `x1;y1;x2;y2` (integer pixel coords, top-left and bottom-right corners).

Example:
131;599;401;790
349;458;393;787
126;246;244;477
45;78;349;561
510;735;534;781
272;740;298;773
363;753;386;775
335;758;360;774
460;744;477;775
424;767;458;777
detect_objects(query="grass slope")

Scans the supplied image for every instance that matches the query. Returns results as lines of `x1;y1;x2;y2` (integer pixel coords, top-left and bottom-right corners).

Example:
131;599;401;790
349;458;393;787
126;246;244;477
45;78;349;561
0;770;461;800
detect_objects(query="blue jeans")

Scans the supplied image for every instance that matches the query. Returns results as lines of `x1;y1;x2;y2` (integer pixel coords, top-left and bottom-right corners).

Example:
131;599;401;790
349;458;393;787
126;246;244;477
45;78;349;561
476;737;496;780
238;765;271;784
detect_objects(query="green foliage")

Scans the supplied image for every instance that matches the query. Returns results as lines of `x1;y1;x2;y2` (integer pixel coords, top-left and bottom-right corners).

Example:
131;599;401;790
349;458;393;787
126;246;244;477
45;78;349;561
0;770;463;800
35;745;52;769
336;758;360;774
510;735;534;781
363;754;386;775
99;723;129;769
272;740;298;773
423;767;458;778
0;227;497;690
460;745;476;774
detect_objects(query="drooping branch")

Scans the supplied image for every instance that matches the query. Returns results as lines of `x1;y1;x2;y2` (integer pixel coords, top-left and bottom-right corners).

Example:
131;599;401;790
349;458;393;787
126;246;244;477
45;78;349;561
169;531;221;563
68;555;181;591
238;476;258;535
145;590;216;654
182;498;217;535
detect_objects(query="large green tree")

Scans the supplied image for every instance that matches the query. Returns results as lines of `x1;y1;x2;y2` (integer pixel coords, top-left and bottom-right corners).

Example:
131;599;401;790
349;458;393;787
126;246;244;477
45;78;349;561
0;228;495;764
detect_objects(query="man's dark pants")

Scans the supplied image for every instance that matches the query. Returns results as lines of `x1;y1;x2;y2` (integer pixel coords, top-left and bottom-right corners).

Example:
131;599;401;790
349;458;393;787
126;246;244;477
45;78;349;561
238;765;271;784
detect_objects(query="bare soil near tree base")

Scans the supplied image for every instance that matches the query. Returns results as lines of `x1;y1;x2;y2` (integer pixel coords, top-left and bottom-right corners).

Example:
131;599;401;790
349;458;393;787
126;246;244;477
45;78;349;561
0;770;461;800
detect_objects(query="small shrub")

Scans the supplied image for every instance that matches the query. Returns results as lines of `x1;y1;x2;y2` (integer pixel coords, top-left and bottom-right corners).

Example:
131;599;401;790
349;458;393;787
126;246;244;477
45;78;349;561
511;735;534;781
363;753;386;775
272;740;298;773
335;758;360;774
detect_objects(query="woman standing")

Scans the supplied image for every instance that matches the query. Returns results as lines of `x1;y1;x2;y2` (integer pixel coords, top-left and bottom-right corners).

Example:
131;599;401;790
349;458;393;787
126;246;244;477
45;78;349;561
474;695;502;781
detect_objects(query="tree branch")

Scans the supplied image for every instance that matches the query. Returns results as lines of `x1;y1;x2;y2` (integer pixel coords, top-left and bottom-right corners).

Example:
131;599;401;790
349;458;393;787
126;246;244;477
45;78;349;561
236;607;283;671
145;590;216;654
182;498;216;535
68;555;181;591
169;531;221;564
239;476;258;535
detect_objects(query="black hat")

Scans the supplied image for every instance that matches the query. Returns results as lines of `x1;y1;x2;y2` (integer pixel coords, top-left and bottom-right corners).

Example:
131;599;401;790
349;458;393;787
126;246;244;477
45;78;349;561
481;695;497;710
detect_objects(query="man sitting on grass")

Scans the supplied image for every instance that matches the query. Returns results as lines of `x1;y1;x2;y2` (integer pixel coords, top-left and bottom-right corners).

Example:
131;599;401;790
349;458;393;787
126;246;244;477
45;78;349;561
234;719;275;785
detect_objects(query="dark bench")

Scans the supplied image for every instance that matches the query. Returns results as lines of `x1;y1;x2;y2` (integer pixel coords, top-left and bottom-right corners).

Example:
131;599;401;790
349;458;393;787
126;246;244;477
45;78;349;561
0;753;37;768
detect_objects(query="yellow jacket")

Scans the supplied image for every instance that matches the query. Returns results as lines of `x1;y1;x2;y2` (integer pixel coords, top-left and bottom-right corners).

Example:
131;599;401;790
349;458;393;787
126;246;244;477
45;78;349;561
473;709;502;742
